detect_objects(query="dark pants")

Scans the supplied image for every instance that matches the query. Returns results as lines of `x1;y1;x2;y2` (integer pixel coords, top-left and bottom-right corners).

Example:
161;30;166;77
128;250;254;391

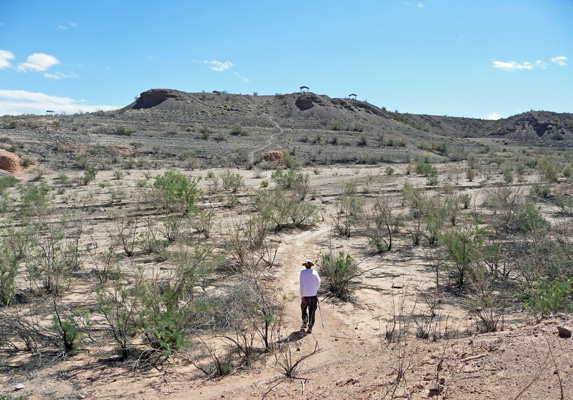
301;296;318;328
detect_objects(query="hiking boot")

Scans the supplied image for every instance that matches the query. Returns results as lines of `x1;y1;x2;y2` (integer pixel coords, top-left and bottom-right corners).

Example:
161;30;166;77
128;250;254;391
307;326;312;333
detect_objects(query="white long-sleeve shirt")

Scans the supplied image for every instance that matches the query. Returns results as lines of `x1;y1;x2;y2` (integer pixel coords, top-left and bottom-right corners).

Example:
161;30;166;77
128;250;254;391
300;268;321;297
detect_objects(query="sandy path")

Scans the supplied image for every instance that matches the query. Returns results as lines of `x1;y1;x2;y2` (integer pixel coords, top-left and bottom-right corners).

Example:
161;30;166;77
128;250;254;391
177;223;361;399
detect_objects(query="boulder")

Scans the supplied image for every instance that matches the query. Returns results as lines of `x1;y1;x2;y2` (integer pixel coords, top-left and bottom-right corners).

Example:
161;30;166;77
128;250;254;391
0;150;23;173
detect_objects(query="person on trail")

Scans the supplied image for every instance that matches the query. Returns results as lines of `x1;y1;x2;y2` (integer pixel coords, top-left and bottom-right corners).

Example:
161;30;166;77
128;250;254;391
300;259;321;333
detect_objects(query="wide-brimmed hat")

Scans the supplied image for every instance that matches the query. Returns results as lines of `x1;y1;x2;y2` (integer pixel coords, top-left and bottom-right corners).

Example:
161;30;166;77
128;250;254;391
302;260;314;267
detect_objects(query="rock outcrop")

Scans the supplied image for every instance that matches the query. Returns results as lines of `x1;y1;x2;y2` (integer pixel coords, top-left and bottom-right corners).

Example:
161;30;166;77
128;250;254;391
263;151;287;162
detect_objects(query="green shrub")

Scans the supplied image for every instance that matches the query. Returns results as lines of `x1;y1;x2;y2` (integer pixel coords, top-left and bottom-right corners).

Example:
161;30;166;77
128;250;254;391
318;251;357;299
524;278;573;316
220;171;245;193
0;175;18;194
230;123;248;136
152;171;202;215
115;126;134;136
416;162;438;177
518;204;550;234
0;244;18;305
83;166;98;185
503;166;514;184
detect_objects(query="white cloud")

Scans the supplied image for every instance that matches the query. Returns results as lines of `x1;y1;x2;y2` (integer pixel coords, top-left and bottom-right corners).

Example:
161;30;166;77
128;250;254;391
0;50;15;69
202;60;233;71
0;90;117;116
493;60;535;71
70;22;78;28
488;112;502;120
44;71;78;80
417;2;425;8
551;56;568;66
18;53;60;72
57;25;68;30
535;60;547;69
234;72;249;82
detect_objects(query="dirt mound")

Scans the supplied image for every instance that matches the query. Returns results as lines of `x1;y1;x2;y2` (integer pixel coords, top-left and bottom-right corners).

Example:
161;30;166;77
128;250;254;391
0;150;23;173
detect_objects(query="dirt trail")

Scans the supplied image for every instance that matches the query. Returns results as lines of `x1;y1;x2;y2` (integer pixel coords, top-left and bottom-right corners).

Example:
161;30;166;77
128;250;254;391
248;114;285;164
179;223;361;399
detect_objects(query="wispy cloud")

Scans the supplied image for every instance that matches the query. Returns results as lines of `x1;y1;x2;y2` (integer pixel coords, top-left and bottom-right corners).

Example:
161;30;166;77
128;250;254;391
488;112;502;120
493;60;536;71
0;90;117;116
200;60;234;72
70;22;78;28
18;53;60;72
234;72;249;82
417;2;425;8
551;56;568;66
492;57;568;71
0;50;15;69
44;71;78;80
57;25;68;30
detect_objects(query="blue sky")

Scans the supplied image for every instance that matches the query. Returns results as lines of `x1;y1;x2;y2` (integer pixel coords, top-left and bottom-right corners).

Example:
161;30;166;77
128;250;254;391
0;0;571;119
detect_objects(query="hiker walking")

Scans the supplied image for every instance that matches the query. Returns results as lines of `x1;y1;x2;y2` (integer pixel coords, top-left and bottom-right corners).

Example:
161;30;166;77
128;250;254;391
300;259;321;333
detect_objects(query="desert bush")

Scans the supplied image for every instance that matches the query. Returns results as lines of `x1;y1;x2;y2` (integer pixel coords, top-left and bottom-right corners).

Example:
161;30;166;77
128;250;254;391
366;198;394;253
0;175;18;194
502;166;514;184
82;166;98;185
518;203;550;234
415;161;438;177
385;166;394;175
97;277;139;359
402;183;426;246
539;158;559;182
228;274;284;351
51;301;91;352
111;214;139;257
523;278;573;316
135;246;213;355
225;214;279;273
0;243;18;306
115;126;134;136
318;250;358;299
220;170;245;193
483;185;525;235
230;123;249;136
19;181;51;217
439;217;489;287
152;171;202;215
252;189;318;231
333;183;364;237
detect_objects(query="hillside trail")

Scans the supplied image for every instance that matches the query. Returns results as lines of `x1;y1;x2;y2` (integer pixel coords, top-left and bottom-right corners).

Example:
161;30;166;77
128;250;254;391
182;223;363;399
247;103;285;165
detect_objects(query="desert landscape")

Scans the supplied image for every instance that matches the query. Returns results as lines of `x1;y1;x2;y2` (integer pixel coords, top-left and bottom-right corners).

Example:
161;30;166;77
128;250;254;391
0;90;572;400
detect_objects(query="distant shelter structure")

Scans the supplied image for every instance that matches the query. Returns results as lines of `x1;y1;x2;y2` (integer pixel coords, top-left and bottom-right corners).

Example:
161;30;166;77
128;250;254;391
300;86;309;93
349;94;357;99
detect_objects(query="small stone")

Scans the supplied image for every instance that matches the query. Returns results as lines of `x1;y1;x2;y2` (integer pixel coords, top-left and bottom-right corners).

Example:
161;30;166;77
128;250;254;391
557;326;572;338
429;384;444;396
14;384;25;391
